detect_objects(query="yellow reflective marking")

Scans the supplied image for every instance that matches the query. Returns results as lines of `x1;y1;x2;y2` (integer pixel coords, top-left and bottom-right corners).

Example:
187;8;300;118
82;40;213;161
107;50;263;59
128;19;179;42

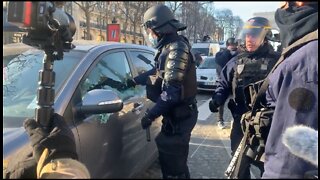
243;25;271;29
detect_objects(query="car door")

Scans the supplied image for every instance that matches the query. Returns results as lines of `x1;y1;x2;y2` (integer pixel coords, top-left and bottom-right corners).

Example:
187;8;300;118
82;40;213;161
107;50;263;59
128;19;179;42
63;50;147;178
126;49;162;173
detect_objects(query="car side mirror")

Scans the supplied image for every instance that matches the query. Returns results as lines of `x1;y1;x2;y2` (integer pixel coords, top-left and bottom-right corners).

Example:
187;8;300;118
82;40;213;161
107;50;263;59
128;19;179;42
76;89;123;114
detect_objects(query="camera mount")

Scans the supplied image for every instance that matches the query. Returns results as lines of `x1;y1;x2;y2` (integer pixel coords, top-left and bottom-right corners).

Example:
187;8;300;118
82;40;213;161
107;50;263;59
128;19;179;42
7;1;76;129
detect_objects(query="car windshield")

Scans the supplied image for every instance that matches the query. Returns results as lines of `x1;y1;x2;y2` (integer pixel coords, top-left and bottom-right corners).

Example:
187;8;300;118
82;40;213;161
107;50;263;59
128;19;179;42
3;49;85;127
198;58;216;69
191;48;209;56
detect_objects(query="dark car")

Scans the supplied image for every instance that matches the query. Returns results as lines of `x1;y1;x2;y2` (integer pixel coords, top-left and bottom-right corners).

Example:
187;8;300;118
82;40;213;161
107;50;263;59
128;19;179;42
3;41;161;178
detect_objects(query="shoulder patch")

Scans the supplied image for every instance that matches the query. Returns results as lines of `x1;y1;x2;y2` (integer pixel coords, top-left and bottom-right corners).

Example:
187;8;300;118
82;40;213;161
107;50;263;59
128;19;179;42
288;88;315;112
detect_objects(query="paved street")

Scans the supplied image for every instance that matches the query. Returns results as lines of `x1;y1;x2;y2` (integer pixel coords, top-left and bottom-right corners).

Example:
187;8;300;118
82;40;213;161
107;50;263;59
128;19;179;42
136;91;261;179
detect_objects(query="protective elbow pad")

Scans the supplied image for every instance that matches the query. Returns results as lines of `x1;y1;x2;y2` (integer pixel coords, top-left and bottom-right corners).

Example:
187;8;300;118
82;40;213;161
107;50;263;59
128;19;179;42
164;41;190;83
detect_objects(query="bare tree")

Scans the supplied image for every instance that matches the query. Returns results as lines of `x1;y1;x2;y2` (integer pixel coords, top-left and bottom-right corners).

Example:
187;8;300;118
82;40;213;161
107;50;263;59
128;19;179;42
215;8;233;41
166;1;182;15
116;2;157;44
74;1;98;40
231;16;244;39
198;2;216;41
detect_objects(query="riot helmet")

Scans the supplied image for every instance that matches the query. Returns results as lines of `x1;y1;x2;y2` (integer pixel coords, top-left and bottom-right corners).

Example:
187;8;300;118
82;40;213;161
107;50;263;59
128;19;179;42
142;4;186;47
226;37;238;53
238;17;272;52
226;38;238;46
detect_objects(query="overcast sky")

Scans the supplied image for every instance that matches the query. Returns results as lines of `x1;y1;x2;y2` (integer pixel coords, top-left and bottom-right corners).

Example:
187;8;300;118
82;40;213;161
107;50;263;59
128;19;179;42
214;1;281;21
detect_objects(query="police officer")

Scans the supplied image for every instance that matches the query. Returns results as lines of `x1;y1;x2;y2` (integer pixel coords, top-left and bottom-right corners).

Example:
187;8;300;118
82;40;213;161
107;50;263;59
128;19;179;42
127;4;198;179
262;1;318;178
214;37;239;129
4;114;90;179
209;17;280;178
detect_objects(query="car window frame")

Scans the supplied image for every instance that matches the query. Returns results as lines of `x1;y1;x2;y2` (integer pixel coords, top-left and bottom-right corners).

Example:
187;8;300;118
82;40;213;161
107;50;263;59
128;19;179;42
125;48;156;78
63;48;134;123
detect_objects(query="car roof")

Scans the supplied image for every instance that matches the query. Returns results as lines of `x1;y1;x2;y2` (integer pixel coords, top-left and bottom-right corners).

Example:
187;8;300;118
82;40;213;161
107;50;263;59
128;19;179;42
73;40;156;53
3;40;156;55
3;43;35;56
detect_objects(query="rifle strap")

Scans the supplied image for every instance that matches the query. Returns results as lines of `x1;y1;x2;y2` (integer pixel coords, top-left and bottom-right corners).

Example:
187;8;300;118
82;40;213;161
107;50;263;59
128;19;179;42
251;29;318;115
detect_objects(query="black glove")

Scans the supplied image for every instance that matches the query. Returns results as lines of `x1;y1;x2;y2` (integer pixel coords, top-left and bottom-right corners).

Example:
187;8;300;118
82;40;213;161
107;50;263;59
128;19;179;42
209;99;219;113
141;112;153;129
3;146;37;179
126;78;137;88
23;113;78;165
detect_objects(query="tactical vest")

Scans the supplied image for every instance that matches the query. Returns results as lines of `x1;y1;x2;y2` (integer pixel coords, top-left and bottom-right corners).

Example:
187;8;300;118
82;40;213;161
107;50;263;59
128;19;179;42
232;50;279;109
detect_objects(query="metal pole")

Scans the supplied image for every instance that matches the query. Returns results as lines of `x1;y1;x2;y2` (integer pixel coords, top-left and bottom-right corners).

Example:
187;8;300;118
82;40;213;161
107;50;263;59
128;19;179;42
35;48;56;129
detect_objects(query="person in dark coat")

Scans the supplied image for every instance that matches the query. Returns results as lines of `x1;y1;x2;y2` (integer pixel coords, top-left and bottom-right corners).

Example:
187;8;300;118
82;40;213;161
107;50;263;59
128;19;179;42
262;1;318;178
214;37;239;129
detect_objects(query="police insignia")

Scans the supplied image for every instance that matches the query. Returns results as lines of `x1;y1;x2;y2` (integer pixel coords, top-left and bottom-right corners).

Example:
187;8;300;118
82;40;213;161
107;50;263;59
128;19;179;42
237;64;245;74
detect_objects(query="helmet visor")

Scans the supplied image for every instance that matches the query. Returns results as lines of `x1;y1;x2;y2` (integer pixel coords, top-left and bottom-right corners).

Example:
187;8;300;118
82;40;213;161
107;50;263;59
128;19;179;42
238;25;271;49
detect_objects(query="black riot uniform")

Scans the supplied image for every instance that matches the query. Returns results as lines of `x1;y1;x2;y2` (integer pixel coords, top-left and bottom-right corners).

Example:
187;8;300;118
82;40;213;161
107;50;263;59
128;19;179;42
130;4;198;179
209;17;280;178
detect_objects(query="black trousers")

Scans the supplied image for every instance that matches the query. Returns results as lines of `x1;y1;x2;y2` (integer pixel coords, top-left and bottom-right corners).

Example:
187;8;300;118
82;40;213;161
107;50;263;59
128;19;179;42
155;105;198;179
217;101;225;121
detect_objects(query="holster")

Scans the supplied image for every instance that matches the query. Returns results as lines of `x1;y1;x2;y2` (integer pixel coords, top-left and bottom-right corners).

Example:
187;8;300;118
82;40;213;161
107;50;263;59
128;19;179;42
172;103;192;120
146;75;163;103
161;116;180;136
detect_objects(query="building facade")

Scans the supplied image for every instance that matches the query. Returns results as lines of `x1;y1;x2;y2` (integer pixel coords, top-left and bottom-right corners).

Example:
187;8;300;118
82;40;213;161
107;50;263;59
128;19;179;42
65;2;146;44
3;2;147;45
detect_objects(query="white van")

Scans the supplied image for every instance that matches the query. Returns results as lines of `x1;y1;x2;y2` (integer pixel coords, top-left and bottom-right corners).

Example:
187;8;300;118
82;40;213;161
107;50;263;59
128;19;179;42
191;43;220;59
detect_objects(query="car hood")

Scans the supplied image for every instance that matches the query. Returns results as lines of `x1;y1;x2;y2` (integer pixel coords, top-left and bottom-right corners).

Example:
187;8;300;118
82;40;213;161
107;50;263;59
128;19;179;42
196;69;217;81
3;127;29;159
197;69;216;76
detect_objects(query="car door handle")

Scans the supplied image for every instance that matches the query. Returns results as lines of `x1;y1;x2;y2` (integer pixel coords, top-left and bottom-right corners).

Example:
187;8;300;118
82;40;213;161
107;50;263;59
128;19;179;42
132;102;144;113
